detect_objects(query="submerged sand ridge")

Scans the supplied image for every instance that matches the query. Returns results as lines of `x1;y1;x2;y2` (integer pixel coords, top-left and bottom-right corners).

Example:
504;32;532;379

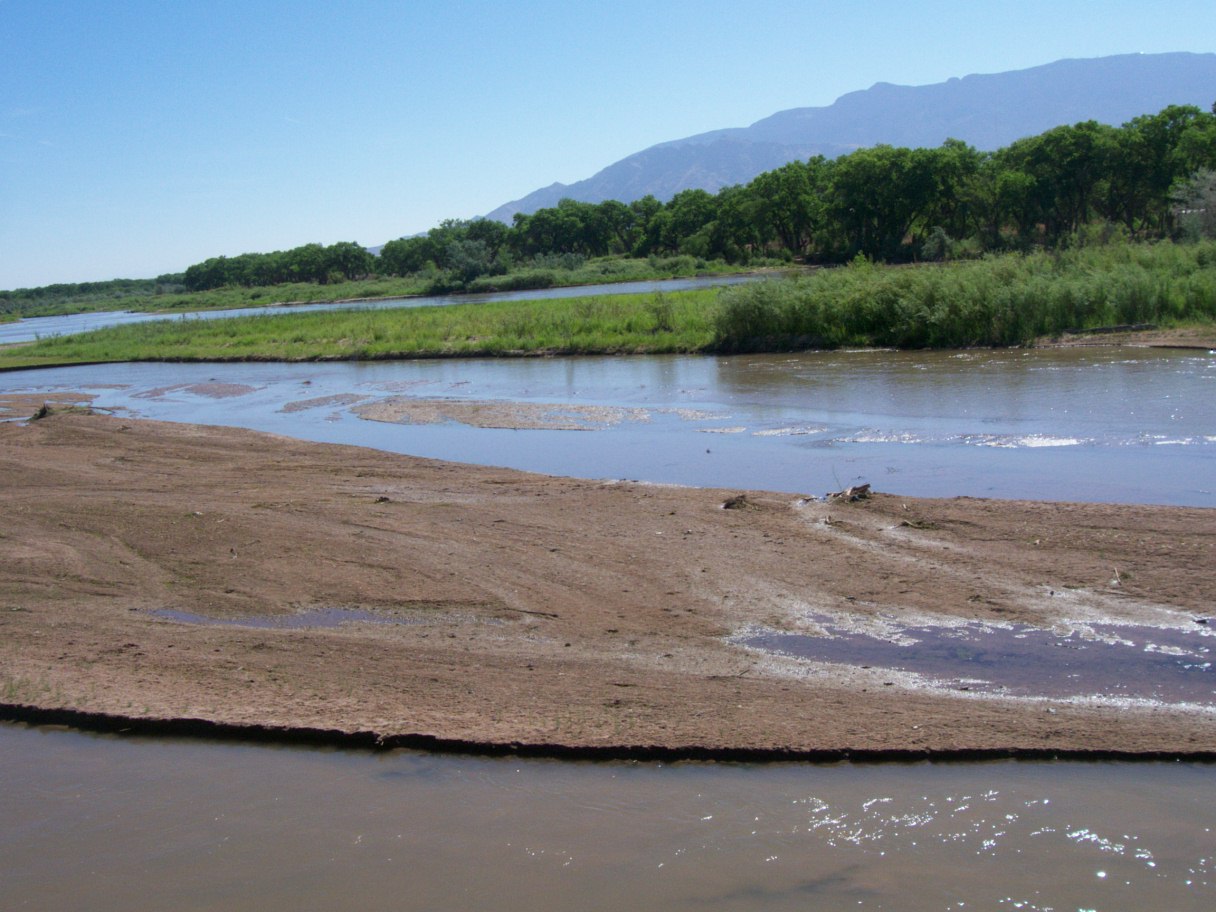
1;405;1214;757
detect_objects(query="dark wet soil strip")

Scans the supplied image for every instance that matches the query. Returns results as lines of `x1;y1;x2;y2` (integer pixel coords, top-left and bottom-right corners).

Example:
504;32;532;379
5;704;1216;763
746;619;1216;705
149;607;422;629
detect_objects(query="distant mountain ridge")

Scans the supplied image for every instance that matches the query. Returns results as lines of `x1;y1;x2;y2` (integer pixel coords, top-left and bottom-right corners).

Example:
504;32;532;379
484;52;1216;223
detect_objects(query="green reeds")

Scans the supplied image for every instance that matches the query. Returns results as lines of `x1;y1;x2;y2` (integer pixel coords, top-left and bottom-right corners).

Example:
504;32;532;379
713;241;1216;351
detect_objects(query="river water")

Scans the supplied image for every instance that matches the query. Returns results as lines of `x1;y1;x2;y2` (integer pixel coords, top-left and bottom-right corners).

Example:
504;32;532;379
2;315;1215;909
2;725;1213;912
3;346;1213;505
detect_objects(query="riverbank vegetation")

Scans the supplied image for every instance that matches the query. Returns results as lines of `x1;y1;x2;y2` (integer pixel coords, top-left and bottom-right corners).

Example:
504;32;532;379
713;239;1216;350
180;103;1216;295
4;103;1213;322
0;289;721;368
0;254;746;320
3;240;1212;370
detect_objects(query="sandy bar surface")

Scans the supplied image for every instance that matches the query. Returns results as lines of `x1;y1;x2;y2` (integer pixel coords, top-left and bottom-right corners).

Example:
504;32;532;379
1040;325;1216;350
2;403;1214;759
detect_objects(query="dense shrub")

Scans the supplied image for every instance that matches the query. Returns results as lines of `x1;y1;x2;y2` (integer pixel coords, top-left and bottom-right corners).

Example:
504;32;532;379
713;240;1216;351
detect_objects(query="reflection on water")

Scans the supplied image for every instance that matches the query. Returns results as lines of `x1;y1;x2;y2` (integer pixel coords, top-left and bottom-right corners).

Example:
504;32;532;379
3;346;1213;505
1;725;1212;912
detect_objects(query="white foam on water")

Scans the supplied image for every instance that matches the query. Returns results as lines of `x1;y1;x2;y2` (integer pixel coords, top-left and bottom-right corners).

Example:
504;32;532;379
837;431;926;445
970;434;1086;449
1015;435;1084;448
753;425;829;437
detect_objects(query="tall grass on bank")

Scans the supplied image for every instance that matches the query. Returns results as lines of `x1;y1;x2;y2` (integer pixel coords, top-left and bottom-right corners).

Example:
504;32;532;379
713;241;1216;351
454;254;750;294
0;290;720;369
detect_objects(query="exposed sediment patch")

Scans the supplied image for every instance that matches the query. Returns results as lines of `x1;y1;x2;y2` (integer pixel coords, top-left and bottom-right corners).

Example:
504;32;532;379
355;397;650;430
2;403;1214;757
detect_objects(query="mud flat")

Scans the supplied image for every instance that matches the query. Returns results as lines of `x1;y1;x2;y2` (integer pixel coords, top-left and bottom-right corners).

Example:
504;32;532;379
1;403;1213;759
1040;325;1216;350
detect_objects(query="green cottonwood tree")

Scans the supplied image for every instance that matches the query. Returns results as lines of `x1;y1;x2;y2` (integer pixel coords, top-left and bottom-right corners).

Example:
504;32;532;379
827;145;937;259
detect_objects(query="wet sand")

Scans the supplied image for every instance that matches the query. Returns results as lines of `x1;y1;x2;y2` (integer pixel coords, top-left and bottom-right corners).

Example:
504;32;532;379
1041;325;1216;350
354;398;650;430
2;403;1214;759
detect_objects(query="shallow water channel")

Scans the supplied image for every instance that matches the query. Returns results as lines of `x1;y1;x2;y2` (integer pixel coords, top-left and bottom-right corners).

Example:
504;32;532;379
3;336;1215;909
4;345;1214;505
3;725;1214;912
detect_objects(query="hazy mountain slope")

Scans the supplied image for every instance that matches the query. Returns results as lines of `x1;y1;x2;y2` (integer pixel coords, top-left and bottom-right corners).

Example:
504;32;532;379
485;52;1216;223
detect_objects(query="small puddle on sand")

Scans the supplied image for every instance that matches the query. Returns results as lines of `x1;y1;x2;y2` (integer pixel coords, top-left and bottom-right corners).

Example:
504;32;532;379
149;607;421;629
745;618;1215;705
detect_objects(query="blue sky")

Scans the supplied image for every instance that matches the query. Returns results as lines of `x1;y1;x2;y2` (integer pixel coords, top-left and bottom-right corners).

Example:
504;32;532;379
3;0;1215;289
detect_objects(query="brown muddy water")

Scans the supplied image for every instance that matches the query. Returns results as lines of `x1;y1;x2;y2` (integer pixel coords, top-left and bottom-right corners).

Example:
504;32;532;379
2;724;1213;912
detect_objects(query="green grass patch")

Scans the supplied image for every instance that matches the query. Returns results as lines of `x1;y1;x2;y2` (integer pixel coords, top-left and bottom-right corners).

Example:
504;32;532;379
0;290;721;369
0;279;424;319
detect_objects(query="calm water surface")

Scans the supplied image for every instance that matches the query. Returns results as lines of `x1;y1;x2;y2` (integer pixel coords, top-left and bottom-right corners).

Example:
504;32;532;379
2;725;1213;912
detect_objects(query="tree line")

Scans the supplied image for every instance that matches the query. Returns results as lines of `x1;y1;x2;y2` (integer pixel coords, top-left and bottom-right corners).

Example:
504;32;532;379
0;275;186;316
174;101;1216;292
182;241;375;291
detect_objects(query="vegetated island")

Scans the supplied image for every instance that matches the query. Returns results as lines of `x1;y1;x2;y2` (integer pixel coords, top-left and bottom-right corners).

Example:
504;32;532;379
2;240;1214;372
2;404;1213;760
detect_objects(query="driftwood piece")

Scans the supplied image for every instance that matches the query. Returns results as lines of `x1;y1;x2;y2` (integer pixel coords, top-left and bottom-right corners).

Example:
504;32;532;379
827;483;871;502
721;494;756;510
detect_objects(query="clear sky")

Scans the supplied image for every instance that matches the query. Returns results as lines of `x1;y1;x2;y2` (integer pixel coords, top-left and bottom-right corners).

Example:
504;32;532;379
3;0;1214;289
